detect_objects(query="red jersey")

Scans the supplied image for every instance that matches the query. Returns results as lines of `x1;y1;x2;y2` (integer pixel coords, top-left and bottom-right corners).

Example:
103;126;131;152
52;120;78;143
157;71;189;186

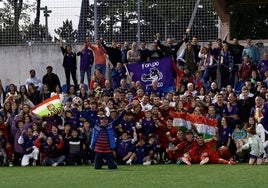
175;139;197;158
172;60;194;90
157;125;178;149
159;107;174;120
0;123;9;140
132;111;145;123
189;140;216;163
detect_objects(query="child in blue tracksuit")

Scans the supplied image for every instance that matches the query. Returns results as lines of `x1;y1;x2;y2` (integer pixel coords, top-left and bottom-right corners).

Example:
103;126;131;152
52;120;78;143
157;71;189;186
81;105;131;169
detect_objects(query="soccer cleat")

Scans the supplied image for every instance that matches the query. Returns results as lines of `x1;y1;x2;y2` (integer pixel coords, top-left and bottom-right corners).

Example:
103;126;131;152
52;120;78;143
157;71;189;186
126;159;132;165
181;157;191;165
52;163;58;167
200;157;209;165
176;158;183;165
32;161;36;166
113;161;118;169
228;159;237;165
165;160;173;164
143;160;152;165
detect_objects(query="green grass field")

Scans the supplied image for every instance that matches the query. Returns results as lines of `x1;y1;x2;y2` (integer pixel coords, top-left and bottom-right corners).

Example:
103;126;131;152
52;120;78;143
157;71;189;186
1;164;268;188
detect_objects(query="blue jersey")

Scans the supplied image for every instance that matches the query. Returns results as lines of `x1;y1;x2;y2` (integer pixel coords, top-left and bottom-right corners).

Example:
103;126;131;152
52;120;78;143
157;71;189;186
220;126;231;146
134;144;147;164
21;135;38;154
116;139;134;157
141;118;156;137
223;103;240;131
120;119;135;135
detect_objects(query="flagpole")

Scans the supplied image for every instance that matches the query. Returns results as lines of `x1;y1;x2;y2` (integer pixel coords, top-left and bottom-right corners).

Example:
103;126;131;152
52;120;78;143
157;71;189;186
188;0;201;30
124;64;132;85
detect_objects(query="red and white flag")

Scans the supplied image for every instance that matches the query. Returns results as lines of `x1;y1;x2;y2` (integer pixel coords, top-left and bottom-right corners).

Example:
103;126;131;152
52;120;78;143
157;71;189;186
31;95;63;118
170;111;218;139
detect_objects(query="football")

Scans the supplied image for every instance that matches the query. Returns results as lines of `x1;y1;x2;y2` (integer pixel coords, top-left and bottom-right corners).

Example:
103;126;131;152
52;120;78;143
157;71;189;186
72;97;83;106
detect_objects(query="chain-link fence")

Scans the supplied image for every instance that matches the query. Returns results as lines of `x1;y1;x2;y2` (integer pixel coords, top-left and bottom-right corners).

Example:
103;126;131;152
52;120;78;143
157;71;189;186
0;0;219;46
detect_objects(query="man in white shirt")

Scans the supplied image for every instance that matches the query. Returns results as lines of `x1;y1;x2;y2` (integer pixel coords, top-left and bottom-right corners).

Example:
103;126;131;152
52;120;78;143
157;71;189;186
140;95;152;111
25;69;42;91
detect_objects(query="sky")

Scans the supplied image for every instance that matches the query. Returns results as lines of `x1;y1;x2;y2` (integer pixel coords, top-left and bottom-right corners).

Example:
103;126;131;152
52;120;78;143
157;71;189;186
34;0;87;38
39;0;82;37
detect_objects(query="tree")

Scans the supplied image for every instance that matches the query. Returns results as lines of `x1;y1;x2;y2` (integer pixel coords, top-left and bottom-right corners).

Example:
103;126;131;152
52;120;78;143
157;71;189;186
0;0;35;45
77;0;90;43
81;0;218;43
22;23;52;43
8;0;24;44
230;4;268;39
54;19;78;43
33;0;41;40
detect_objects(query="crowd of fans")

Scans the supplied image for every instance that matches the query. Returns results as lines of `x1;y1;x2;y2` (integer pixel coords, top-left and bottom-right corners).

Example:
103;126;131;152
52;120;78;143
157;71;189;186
0;32;268;168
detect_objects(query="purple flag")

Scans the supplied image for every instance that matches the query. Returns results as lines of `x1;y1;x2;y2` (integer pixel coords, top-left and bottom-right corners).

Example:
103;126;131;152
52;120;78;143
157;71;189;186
126;57;174;93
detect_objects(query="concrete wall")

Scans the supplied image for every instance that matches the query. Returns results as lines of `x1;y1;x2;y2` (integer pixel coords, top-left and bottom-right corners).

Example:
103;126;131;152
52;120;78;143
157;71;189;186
1;41;268;89
0;44;81;88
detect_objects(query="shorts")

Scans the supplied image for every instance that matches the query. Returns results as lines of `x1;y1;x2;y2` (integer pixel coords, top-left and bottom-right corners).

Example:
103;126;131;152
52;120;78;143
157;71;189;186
249;153;264;160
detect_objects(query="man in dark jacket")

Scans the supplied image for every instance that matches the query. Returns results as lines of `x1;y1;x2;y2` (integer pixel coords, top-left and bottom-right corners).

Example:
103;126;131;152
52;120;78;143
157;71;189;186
42;66;61;92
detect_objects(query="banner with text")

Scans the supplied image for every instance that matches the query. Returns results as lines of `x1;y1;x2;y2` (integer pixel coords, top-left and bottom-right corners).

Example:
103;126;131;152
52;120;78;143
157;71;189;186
126;57;174;93
32;95;63;118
